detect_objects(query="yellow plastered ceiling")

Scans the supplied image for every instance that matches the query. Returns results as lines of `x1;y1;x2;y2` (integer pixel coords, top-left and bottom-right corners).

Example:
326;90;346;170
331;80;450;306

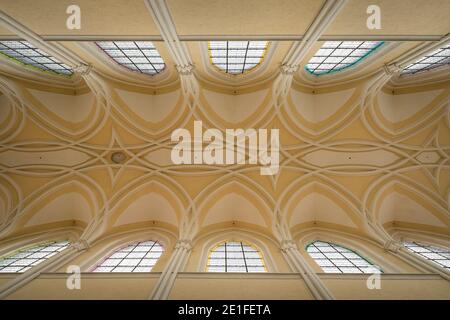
0;0;449;247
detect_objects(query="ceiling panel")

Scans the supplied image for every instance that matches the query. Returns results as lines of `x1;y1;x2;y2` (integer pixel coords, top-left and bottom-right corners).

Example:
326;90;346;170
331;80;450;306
166;0;326;37
323;0;450;37
0;0;160;37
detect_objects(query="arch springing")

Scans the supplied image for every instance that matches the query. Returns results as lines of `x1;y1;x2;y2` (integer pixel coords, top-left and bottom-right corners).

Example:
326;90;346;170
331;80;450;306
92;241;164;272
0;241;70;273
306;241;382;274
403;241;450;270
206;241;266;273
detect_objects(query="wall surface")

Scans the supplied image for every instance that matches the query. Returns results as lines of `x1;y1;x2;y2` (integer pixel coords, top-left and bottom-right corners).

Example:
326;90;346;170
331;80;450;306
6;273;160;300
3;272;449;300
321;274;450;300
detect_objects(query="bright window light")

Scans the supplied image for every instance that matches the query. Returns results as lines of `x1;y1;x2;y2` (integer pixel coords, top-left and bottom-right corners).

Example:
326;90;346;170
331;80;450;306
208;41;268;75
0;241;70;273
96;41;165;75
305;41;384;76
401;45;450;75
92;241;164;272
306;241;382;273
0;41;73;76
207;241;266;272
404;241;450;270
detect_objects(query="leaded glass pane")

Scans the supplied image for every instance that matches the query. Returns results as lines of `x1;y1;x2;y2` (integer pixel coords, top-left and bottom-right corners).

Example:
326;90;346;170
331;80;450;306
207;241;266;272
401;45;450;75
306;241;382;274
305;41;384;76
92;241;163;272
404;241;450;270
0;41;73;76
0;241;70;273
96;41;165;75
208;41;269;74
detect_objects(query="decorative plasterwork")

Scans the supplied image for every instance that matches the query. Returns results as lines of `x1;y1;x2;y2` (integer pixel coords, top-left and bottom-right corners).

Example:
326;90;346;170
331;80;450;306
0;1;448;264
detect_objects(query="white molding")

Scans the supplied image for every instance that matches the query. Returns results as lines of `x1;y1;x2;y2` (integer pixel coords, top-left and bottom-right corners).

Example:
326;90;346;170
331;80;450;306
282;0;348;68
144;0;193;68
149;238;192;300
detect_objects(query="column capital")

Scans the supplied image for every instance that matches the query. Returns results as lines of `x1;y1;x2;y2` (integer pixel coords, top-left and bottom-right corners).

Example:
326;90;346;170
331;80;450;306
280;239;298;251
175;239;193;250
384;239;403;253
73;63;93;76
176;63;195;75
70;239;90;252
383;63;401;76
280;63;299;75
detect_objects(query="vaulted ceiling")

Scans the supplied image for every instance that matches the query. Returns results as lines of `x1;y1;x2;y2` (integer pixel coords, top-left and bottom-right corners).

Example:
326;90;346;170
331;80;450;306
0;0;449;247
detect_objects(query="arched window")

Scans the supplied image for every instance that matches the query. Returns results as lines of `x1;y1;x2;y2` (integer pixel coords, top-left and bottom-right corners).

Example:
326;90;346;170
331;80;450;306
0;241;70;273
92;241;163;272
0;41;73;76
403;241;450;270
96;41;165;75
305;41;384;76
208;41;269;74
206;241;266;273
401;44;449;75
306;241;382;274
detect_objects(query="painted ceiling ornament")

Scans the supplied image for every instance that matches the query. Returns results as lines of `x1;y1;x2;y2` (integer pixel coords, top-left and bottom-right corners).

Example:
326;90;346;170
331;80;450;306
111;151;127;164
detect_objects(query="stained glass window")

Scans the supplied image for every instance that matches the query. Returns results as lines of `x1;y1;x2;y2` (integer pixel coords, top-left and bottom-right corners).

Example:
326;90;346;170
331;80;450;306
208;41;268;74
0;41;73;76
92;241;164;272
306;241;382;274
404;241;450;270
305;41;384;76
401;45;450;75
0;241;70;273
206;241;266;272
96;41;165;75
